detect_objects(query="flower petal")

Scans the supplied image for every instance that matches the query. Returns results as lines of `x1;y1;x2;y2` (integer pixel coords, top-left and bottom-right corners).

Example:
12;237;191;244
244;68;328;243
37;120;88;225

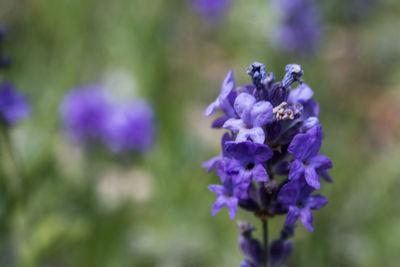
211;196;226;217
204;101;217;117
304;166;320;189
309;155;332;170
278;180;300;205
223;118;244;132
288;160;305;181
226;197;239;220
234;93;256;118
288;83;314;104
300;208;314;232
202;156;221;173
211;115;229;128
208;184;224;195
288;125;322;160
285;206;300;226
307;194;328;210
237;127;265;144
250;101;274;127
252;164;268;182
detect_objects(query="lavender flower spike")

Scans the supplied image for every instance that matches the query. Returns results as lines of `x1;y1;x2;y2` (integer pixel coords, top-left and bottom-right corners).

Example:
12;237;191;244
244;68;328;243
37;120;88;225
288;125;332;189
204;62;332;265
278;179;328;231
0;82;30;126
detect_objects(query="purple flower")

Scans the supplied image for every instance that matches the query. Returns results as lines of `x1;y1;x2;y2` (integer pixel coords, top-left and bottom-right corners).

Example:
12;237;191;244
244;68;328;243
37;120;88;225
209;165;248;219
104;101;154;153
223;93;274;143
204;70;237;128
0;82;30;126
278;178;328;231
225;141;273;183
273;0;321;54
60;85;111;143
190;0;231;23
288;125;332;189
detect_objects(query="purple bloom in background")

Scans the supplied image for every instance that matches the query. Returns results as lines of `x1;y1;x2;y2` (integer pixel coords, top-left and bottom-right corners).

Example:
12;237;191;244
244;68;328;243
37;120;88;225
209;165;248;219
60;84;155;154
288;125;332;189
104;101;154;153
278;178;328;231
0;82;30;126
190;0;231;23
273;0;321;54
223;93;274;143
225;141;273;183
60;85;111;144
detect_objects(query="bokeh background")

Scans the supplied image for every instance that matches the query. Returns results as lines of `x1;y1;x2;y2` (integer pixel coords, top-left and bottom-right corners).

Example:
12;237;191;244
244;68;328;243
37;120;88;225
1;0;400;266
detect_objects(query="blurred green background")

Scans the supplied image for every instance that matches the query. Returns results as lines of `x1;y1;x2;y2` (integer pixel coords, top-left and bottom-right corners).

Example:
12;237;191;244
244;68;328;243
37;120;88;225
1;0;400;266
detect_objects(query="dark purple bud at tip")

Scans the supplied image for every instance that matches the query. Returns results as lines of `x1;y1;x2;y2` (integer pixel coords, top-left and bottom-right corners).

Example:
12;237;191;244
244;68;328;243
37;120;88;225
247;62;266;90
282;64;304;87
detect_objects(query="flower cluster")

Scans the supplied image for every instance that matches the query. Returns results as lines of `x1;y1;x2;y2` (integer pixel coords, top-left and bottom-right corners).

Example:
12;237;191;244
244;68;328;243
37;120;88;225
204;62;332;266
273;0;321;54
189;0;231;23
60;85;155;153
0;25;30;127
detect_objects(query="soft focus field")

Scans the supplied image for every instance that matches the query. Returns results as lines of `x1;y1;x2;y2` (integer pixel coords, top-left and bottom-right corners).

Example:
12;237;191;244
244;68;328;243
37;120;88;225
1;0;400;266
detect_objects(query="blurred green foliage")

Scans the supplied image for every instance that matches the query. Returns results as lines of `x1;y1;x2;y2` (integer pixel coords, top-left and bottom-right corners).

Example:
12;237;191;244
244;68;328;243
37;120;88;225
1;0;400;266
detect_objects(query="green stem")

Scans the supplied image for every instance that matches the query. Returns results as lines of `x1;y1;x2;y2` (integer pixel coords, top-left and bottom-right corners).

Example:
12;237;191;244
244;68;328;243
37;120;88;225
0;125;22;194
263;219;269;267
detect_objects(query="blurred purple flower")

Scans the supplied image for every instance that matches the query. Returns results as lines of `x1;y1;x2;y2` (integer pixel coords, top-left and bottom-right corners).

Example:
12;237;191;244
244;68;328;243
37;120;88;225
60;85;111;144
190;0;231;23
104;101;154;153
60;84;155;154
273;0;321;54
0;82;30;126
